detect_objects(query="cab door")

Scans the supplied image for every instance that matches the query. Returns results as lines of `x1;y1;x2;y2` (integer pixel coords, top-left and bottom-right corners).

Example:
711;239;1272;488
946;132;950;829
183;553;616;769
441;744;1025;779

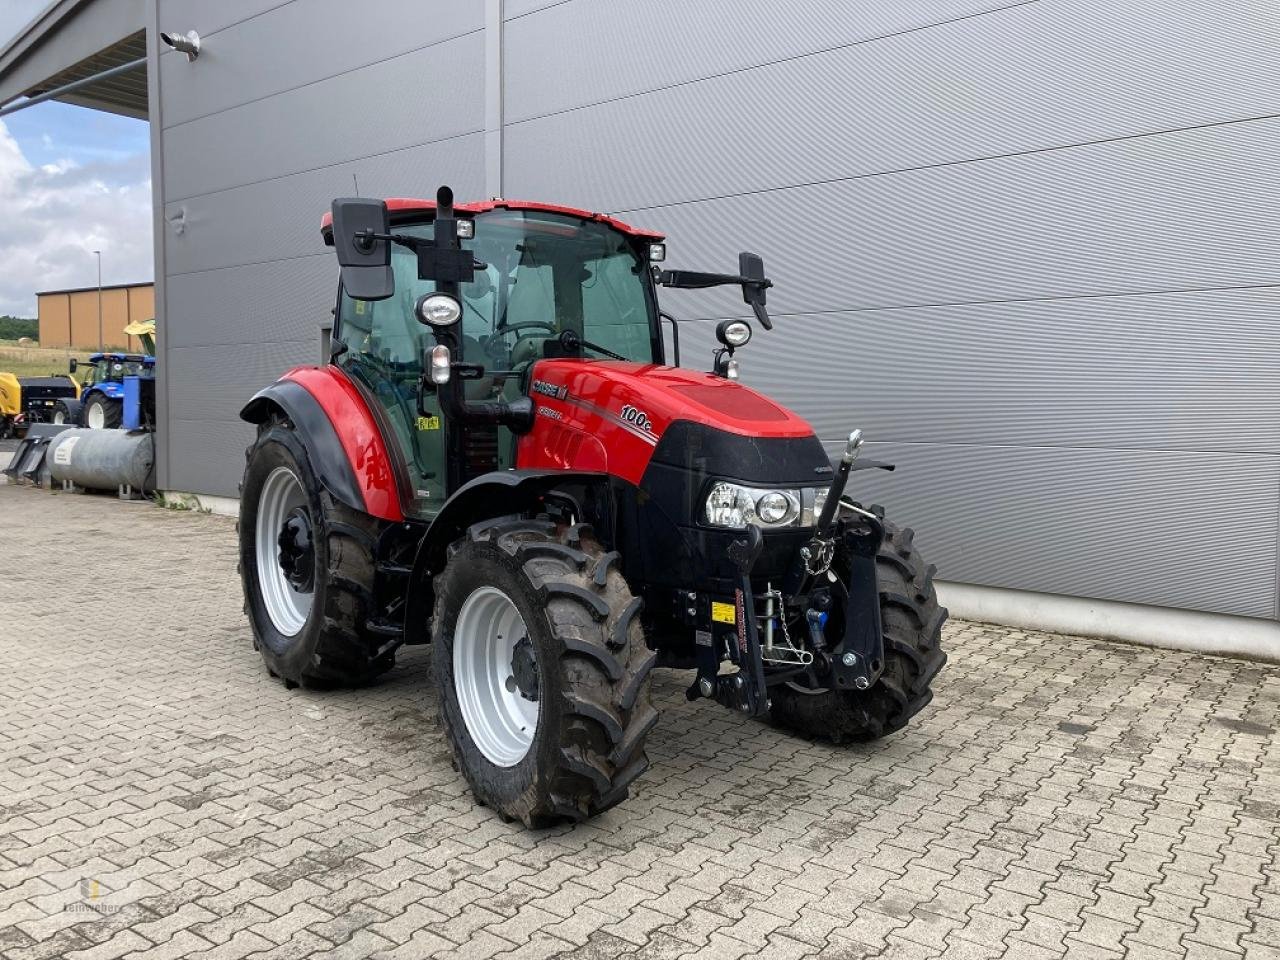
334;238;447;519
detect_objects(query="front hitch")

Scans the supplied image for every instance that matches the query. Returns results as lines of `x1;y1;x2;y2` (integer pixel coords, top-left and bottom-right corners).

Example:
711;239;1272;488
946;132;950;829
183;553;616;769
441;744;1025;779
686;524;771;718
827;507;886;691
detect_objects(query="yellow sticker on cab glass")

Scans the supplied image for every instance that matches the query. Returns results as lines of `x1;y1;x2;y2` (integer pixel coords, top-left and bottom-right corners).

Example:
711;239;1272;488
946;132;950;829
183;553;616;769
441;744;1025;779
711;601;736;625
416;415;441;431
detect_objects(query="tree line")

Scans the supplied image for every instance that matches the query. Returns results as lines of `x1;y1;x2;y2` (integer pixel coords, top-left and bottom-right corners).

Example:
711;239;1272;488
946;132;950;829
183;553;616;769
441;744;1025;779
0;317;38;341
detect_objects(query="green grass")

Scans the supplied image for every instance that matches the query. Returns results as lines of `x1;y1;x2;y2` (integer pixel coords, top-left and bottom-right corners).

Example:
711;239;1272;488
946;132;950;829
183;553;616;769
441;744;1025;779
0;341;78;379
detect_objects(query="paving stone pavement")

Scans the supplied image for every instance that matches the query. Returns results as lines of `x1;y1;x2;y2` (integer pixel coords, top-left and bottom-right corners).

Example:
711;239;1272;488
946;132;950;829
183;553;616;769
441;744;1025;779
1;482;1278;960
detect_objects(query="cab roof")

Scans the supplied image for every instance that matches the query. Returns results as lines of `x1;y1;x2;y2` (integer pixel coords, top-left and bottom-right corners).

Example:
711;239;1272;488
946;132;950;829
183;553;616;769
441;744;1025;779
320;197;663;242
89;352;152;363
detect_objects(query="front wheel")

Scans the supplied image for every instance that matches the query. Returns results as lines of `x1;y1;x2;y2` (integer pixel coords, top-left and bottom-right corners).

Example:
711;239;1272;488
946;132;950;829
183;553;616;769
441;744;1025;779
52;399;81;426
239;418;394;687
433;519;658;827
770;517;948;743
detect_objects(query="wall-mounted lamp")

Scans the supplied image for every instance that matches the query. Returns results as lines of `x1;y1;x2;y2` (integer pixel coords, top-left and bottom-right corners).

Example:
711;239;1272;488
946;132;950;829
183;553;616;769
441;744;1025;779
160;30;201;62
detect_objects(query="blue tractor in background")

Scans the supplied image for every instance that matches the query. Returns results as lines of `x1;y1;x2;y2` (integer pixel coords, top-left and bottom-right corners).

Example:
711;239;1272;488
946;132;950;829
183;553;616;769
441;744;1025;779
64;353;156;429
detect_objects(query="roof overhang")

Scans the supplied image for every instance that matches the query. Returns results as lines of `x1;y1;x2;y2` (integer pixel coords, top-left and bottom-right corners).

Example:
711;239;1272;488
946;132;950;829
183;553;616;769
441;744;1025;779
0;0;147;120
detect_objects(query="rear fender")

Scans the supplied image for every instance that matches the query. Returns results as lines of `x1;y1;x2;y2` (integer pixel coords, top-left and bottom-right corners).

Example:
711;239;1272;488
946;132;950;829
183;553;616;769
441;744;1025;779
403;470;619;643
240;369;404;521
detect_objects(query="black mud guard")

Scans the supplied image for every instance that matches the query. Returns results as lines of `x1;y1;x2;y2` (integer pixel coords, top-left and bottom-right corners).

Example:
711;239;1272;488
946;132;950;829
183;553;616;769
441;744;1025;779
403;469;616;644
239;380;366;514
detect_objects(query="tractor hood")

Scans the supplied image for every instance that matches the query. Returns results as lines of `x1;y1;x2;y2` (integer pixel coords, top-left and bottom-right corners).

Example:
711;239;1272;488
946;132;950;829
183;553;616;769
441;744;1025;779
517;360;827;487
530;360;814;439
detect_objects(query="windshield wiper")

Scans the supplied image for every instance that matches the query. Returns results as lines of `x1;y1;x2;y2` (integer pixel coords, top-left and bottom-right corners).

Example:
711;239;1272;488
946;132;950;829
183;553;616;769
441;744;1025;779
557;329;627;362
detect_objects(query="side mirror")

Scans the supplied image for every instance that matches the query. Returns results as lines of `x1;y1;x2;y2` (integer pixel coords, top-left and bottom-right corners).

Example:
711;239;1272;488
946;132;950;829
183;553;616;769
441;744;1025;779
68;358;77;373
738;252;771;330
331;198;394;301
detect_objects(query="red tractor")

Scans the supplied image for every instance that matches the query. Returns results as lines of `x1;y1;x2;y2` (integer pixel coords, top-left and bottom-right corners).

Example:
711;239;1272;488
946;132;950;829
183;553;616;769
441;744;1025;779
239;187;946;826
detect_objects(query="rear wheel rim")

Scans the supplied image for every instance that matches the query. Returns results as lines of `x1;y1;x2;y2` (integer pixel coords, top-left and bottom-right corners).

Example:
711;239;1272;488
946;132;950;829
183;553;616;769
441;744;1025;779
52;410;64;424
453;586;539;767
86;403;104;429
255;465;313;636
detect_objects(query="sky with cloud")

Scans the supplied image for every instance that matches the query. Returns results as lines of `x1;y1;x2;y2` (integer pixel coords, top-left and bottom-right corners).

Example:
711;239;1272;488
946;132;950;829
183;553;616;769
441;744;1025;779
0;3;153;318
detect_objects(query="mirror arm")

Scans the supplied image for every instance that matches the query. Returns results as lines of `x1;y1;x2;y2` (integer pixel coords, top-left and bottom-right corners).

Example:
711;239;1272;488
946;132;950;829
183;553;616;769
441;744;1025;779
656;269;772;293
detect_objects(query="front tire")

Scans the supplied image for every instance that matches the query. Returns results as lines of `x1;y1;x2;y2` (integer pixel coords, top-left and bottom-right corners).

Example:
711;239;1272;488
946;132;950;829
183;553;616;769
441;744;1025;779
770;517;947;743
52;399;81;426
82;394;121;429
433;519;657;827
239;418;394;687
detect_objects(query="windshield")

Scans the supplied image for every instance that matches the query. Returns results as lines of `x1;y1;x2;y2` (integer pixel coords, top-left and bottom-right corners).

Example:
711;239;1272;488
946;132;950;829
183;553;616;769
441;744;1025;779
338;209;658;375
463;210;657;367
92;360;144;380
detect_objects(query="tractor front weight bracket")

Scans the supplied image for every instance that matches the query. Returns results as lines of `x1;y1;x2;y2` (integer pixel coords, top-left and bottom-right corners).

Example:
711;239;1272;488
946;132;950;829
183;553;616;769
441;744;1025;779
828;514;886;691
685;525;772;718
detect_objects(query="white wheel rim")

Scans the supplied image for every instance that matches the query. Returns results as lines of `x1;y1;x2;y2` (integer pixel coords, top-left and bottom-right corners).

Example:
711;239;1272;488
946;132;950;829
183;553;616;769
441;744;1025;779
53;411;64;424
453;586;539;766
255;466;313;636
87;403;104;429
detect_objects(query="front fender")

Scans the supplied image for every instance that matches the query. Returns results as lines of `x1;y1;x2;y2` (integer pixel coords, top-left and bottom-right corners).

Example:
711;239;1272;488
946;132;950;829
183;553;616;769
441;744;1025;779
240;374;400;520
403;470;618;643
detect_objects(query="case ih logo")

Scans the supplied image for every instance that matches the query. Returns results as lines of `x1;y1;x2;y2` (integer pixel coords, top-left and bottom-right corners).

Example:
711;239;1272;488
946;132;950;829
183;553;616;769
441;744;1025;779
620;405;653;432
531;380;568;400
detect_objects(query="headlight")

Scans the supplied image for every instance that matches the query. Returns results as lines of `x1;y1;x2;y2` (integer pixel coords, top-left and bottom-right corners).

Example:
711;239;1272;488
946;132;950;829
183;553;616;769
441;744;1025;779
703;481;831;529
702;482;799;528
416;293;461;326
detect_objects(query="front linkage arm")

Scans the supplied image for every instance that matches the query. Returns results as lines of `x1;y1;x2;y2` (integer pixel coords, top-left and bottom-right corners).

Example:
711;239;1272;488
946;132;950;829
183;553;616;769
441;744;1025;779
801;429;887;692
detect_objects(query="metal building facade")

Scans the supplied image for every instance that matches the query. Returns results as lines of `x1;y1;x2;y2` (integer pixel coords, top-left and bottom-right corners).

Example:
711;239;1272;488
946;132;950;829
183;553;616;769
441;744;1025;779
6;0;1280;630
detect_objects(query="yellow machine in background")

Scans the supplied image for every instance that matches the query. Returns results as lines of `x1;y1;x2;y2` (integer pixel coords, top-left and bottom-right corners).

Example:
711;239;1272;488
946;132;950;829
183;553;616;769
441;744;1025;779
123;319;155;356
0;371;81;438
0;372;19;420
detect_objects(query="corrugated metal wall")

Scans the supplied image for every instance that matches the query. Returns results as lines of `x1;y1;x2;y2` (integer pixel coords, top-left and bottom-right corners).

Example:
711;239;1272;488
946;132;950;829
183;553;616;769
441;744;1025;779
154;1;486;494
156;0;1280;619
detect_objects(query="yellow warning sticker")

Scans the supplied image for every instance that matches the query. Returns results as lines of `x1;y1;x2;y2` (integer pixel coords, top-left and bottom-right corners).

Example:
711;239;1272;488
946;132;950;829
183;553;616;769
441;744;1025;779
711;601;736;625
416;415;441;431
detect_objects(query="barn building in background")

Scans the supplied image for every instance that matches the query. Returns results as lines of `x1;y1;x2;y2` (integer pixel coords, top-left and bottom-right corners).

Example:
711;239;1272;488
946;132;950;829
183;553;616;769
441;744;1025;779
36;281;154;351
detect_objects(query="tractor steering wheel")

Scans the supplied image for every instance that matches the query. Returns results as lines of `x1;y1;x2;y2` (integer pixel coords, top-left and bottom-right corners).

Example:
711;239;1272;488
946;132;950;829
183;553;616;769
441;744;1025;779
481;321;559;364
483;321;559;344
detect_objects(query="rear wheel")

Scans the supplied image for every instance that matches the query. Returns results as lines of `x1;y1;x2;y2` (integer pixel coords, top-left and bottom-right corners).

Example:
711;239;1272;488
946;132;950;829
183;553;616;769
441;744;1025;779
82;394;121;429
433;519;657;827
770;517;947;743
239;418;394;687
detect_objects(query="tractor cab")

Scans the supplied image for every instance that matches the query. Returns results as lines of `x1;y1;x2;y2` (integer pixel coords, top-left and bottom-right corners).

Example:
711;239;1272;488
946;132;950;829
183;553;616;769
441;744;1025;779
72;353;153;391
324;198;668;514
322;192;770;518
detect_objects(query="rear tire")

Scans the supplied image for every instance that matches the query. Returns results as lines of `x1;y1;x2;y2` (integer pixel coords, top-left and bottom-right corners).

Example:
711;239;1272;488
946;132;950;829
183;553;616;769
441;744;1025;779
239;417;394;688
433;519;657;827
82;394;121;429
770;517;947;743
